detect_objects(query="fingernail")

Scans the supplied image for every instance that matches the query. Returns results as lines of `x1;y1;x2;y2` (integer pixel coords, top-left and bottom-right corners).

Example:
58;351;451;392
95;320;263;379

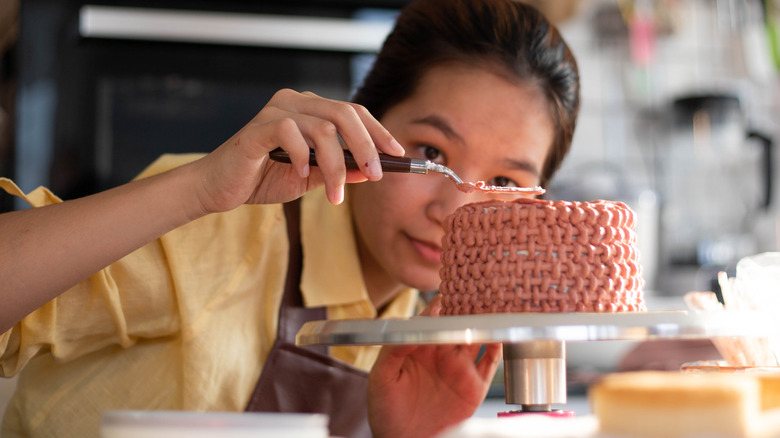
390;139;405;155
299;163;310;178
365;157;382;180
431;301;441;317
330;185;345;205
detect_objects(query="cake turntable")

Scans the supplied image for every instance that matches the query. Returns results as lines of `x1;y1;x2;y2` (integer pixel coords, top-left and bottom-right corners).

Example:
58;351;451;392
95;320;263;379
296;310;776;415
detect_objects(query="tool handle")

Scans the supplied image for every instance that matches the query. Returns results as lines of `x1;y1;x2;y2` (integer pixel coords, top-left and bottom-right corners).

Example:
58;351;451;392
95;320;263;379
268;147;414;173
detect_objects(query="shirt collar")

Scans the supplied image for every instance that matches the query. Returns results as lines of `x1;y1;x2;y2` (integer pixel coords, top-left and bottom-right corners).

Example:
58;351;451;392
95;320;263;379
299;188;419;318
300;187;372;310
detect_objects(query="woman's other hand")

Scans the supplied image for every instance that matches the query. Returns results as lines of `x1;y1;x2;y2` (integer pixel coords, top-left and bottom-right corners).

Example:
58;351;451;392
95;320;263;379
190;89;405;214
367;295;502;438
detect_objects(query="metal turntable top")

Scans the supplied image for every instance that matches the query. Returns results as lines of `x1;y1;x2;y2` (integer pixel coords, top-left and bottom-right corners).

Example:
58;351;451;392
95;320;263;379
295;310;776;347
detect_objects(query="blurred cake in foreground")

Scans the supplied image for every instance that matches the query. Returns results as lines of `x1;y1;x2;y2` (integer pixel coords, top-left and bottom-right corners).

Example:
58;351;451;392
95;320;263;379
590;371;780;438
439;198;645;315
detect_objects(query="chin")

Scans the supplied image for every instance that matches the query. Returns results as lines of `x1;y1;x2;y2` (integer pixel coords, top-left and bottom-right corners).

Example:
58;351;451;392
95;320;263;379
402;269;441;292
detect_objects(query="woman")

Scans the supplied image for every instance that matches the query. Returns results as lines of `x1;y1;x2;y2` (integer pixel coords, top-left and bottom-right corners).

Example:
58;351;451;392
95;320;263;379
0;0;579;437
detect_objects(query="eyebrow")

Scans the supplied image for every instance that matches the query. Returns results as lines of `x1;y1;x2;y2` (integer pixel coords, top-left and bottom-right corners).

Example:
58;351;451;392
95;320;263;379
504;158;541;178
411;115;465;144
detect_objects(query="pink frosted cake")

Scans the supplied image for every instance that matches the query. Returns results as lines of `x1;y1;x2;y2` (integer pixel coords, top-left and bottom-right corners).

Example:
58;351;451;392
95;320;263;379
439;198;646;315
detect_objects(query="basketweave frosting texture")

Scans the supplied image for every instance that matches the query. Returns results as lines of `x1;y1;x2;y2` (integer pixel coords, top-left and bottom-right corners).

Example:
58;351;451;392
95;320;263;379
439;198;646;315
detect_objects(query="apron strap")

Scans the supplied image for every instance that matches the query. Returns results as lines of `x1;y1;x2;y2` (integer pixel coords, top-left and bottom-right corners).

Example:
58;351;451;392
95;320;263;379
278;200;327;354
246;199;371;438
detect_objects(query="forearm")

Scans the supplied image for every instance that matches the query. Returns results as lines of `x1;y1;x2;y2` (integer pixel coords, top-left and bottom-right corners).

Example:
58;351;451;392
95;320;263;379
0;161;205;332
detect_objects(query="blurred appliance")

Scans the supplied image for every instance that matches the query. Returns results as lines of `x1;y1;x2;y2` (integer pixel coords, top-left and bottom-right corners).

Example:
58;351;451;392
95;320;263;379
547;162;660;291
658;93;773;267
17;0;405;202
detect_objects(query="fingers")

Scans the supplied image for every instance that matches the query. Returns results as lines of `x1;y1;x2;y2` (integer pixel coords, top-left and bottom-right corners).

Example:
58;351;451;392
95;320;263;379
476;343;503;382
371;344;420;385
299;94;382;182
268;117;312;179
300;117;349;204
420;294;443;317
350;103;406;157
296;91;405;179
299;90;405;156
261;89;404;205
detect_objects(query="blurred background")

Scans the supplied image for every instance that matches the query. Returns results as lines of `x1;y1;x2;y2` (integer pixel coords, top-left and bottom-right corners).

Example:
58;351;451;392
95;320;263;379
1;0;780;410
2;0;779;298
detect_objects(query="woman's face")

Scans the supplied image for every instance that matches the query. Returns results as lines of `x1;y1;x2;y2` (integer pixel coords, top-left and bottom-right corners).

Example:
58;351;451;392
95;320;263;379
349;63;555;304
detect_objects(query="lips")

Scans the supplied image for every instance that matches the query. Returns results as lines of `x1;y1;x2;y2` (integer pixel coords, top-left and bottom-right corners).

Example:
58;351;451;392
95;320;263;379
409;237;443;264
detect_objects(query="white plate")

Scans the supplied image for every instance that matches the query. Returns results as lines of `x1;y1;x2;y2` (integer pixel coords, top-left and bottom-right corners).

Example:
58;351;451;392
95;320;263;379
100;411;328;438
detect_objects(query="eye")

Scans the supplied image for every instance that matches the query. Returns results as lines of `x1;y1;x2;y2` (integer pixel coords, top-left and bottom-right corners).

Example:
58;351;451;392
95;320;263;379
487;176;519;187
418;145;445;163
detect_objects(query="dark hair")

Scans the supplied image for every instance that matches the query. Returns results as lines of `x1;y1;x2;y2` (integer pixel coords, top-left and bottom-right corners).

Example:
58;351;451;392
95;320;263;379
352;0;580;187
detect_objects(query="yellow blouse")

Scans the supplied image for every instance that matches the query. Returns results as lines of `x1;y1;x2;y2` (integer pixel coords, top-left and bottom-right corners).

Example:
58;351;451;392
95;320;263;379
0;154;419;438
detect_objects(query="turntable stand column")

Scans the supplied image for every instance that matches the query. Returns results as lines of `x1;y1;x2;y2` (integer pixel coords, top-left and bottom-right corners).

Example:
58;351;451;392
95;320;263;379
502;340;566;411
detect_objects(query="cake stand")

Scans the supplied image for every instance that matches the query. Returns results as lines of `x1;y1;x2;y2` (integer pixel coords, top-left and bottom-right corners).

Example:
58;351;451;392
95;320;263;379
296;310;776;414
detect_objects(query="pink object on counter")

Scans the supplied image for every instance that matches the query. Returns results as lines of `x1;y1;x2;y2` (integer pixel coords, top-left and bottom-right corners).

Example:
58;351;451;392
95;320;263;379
497;410;575;418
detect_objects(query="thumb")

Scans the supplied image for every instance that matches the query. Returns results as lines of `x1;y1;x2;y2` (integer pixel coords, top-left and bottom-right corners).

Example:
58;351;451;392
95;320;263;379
420;294;442;317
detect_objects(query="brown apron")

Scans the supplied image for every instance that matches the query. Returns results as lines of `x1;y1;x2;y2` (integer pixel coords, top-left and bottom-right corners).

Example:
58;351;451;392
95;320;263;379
245;200;371;438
